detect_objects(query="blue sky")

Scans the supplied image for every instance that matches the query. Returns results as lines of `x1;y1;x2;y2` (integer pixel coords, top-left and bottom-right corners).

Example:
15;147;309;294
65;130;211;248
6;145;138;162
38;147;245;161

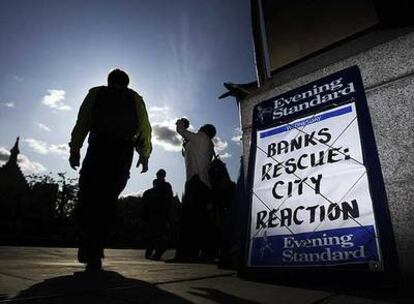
0;0;255;196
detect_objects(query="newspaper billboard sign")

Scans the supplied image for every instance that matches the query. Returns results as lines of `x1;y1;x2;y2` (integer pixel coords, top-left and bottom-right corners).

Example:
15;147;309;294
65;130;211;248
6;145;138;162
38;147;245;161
246;66;389;269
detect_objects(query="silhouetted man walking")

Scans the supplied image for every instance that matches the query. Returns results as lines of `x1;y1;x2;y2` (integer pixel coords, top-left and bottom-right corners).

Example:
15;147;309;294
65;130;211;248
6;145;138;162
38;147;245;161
143;169;173;260
172;119;217;262
69;69;152;270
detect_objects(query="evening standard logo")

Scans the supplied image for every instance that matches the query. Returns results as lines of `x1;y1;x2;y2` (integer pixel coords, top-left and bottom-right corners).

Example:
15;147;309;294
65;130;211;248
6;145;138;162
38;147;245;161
272;77;356;120
282;233;366;263
250;226;378;266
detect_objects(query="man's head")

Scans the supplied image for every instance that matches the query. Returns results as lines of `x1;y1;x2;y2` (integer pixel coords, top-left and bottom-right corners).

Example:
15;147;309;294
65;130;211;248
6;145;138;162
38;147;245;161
179;118;190;129
156;169;166;180
199;124;216;139
108;69;129;88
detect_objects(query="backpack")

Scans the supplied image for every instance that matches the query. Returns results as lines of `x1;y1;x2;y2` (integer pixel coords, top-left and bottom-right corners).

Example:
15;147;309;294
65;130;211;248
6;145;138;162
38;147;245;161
209;152;232;188
208;152;236;219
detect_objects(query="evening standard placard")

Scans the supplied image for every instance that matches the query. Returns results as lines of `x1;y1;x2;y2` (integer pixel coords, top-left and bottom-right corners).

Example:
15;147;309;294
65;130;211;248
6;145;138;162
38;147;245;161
248;102;381;267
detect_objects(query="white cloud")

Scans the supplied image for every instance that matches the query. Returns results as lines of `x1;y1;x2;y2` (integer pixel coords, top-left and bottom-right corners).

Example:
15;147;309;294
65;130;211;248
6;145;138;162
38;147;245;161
120;190;144;198
0;102;15;108
148;106;169;119
150;106;169;113
23;138;69;157
231;127;242;144
42;89;71;111
152;120;183;152
213;137;231;158
37;122;52;132
213;137;228;152
0;147;47;174
17;154;47;173
0;148;9;163
219;152;232;159
148;106;183;152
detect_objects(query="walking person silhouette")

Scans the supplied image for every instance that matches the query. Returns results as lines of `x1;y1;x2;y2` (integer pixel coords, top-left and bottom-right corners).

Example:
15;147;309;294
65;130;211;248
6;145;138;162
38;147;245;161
170;118;218;262
142;169;174;260
69;69;152;270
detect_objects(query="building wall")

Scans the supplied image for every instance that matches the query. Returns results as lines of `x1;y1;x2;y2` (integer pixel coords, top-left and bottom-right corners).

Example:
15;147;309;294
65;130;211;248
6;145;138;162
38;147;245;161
239;30;414;277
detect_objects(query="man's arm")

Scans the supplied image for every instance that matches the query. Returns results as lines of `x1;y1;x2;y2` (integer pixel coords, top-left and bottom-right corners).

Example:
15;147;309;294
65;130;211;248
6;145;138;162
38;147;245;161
176;120;197;142
134;94;152;172
68;88;97;169
69;88;98;150
165;182;174;198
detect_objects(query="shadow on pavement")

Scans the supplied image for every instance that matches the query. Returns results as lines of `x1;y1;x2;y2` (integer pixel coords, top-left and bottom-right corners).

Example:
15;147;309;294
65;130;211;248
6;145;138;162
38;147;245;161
11;270;192;303
241;270;411;303
188;287;261;304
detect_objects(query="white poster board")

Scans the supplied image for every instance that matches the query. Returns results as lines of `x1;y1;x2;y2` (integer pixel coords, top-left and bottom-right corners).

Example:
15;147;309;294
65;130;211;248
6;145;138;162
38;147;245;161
248;103;381;267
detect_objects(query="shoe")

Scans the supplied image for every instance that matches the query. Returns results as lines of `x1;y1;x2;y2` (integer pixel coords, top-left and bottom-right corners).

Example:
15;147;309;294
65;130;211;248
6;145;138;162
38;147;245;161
145;249;153;259
147;255;161;261
85;259;102;271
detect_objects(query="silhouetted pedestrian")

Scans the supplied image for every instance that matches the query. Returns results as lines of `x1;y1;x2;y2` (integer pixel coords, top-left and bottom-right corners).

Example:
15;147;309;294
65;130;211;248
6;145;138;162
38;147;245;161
69;69;152;270
142;170;173;260
170;118;218;262
155;169;173;198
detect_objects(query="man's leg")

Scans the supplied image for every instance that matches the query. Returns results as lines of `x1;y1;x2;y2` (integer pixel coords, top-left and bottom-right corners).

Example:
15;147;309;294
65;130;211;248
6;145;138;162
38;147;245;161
175;179;201;259
75;140;133;269
153;247;167;260
98;143;133;257
75;141;104;267
196;178;218;260
76;176;104;267
145;247;154;259
145;227;155;259
152;223;168;260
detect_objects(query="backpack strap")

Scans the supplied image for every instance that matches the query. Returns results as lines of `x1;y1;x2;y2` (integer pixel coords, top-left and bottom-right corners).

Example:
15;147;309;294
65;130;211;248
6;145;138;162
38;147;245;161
213;150;218;160
212;146;221;161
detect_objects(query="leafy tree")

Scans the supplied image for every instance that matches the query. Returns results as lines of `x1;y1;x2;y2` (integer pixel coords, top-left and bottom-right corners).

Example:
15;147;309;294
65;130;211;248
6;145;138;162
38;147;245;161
26;172;56;187
56;172;78;219
26;172;79;219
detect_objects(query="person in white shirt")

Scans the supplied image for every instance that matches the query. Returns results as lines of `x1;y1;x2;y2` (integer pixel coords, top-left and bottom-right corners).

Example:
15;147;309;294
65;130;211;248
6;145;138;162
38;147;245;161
172;118;218;262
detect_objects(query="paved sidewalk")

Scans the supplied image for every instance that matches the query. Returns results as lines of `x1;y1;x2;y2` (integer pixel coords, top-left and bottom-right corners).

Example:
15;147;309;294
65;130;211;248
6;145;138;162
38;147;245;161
0;247;410;303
